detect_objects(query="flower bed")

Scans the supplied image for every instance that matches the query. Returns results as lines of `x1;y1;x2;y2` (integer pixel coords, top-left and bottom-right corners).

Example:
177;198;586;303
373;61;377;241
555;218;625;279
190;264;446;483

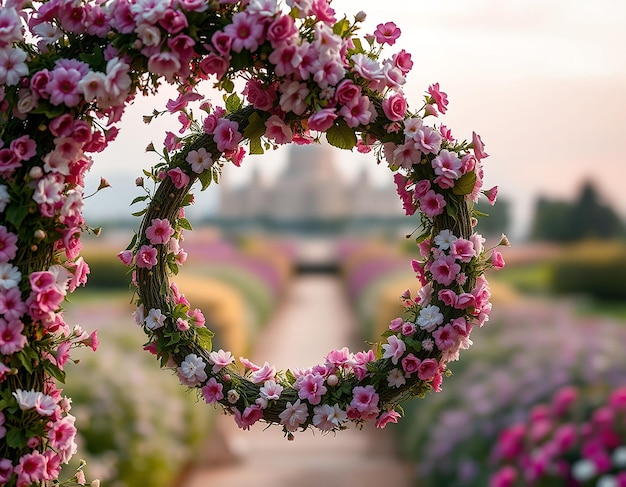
397;301;626;486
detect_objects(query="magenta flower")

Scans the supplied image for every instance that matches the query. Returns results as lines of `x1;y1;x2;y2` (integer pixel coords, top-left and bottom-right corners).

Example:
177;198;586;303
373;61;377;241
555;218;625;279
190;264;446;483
232;404;264;430
201;378;224;404
491;250;506;270
430;254;461;286
374;21;401;46
297;372;327;405
0;226;18;263
14;451;47;486
213;118;243;152
350;385;380;414
450;238;475;263
168;167;190;189
224;11;265;53
419;190;446;218
382;92;407;121
145;218;175;245
0;317;27;355
417;358;439;381
401;353;422;377
472;131;489;161
136;244;158;269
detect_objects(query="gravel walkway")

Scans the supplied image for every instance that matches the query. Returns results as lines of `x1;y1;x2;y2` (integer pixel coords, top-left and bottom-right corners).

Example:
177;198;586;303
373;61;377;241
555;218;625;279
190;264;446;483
180;274;415;487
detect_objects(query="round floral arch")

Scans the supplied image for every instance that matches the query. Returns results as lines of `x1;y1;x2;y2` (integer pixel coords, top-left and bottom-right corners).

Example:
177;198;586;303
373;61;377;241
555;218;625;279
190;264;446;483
0;0;506;485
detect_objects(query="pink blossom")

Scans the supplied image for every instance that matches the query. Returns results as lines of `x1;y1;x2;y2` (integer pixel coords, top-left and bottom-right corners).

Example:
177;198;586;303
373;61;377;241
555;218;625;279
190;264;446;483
199;53;230;79
242;79;276;111
382;92;407;121
401;353;421;377
297;372;327;405
339;95;373;128
351;349;375;380
279;399;309;432
484;185;498;205
438;289;457;307
0;47;29;86
168;167;190;189
213;118;242;152
311;55;346;89
388;317;404;332
401;322;416;336
414;179;431;200
0;148;20;176
350;385;379;413
417;358;439;381
414;126;443;155
265;115;293;144
375;409;401;428
0;226;17;262
258;380;283;405
136;245;158;269
201;378;224;404
381;335;406;365
490;465;517;487
47;67;83;107
335;79;361;105
392;141;421;169
472;131;489;161
117;250;133;266
178;353;208;385
0;458;12;484
233;404;264;430
427;82;448;114
9;135;36;162
419;190;446;218
208;349;234;373
308;108;338;132
432;149;462;181
15;451;47;485
224;11;265;53
312;403;346;431
268;43;301;77
240;357;261;371
393;173;417;216
267;14;297;45
325;346;351;369
491;250;506;269
0;287;26;320
392;49;413;74
186;147;214;174
148;51;182;82
455;293;476;311
430;254;461;286
279;79;309;116
450;238;475;263
0;317;26;354
250;361;276;384
433;323;458;351
146;218;175;245
374;21;401;45
47;416;77;461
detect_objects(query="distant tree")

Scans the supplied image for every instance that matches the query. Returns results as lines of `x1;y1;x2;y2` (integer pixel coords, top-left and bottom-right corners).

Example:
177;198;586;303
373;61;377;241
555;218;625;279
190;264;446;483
530;180;624;242
474;198;510;237
529;198;573;242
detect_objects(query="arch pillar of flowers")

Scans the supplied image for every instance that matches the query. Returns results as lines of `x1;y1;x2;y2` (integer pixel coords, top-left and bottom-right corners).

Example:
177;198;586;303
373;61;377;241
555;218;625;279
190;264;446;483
0;1;506;485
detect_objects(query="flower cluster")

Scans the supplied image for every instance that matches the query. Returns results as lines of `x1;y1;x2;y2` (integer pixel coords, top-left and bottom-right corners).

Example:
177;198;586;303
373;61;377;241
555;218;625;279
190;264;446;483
491;386;626;487
1;0;504;484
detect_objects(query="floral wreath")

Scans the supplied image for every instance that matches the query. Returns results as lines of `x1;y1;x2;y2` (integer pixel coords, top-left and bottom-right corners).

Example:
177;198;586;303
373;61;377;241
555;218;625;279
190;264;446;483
0;0;506;485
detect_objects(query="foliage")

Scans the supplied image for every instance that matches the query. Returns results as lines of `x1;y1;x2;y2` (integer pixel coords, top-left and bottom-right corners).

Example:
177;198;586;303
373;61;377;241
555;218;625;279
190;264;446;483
530;181;623;242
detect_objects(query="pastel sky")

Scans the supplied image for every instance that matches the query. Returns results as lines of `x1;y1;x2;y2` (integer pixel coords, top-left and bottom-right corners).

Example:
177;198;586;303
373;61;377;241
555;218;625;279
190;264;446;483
86;0;626;239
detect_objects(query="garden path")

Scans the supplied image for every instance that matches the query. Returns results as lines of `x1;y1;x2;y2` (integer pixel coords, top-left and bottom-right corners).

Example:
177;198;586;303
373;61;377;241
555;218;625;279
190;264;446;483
180;274;415;487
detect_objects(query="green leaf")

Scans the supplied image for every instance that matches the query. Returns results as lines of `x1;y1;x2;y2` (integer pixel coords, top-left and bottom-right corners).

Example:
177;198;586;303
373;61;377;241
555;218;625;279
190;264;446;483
243;111;267;140
415;229;431;244
131;208;148;217
198;170;213;191
452;171;477;196
195;327;214;351
130;195;149;205
249;137;264;155
351;38;364;54
332;18;350;37
17;350;33;374
126;232;138;251
178;217;193;231
44;362;66;383
326;119;357;150
225;92;243;113
6;428;27;449
6;203;29;228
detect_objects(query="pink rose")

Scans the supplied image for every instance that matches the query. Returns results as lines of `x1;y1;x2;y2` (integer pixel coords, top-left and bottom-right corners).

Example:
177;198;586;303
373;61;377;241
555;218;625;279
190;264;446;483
417;358;438;381
375;409;401;429
401;353;421;377
382;92;407;122
491;250;505;269
308;108;338;132
168;167;190;189
334;79;361;106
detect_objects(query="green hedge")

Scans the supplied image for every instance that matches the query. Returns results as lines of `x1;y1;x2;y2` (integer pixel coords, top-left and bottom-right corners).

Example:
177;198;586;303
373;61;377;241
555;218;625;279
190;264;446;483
550;242;626;301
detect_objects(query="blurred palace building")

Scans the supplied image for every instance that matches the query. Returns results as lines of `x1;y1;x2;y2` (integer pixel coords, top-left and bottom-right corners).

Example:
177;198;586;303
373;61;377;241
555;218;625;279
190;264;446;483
216;143;408;236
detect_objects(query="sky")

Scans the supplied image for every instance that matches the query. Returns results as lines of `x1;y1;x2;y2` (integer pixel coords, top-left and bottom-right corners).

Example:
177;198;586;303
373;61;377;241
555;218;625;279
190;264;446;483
84;0;626;240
